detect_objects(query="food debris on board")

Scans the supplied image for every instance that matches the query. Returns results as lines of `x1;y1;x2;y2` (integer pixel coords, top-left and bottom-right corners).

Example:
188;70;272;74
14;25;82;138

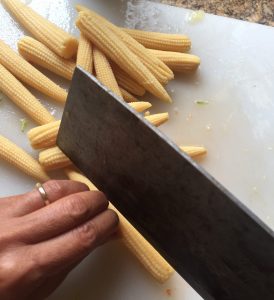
0;0;207;285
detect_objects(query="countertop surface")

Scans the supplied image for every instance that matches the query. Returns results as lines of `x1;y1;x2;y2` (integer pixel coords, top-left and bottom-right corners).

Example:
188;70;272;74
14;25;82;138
161;0;274;26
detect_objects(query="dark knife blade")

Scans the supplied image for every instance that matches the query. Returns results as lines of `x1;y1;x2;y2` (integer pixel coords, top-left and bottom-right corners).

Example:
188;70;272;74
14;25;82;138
57;67;274;300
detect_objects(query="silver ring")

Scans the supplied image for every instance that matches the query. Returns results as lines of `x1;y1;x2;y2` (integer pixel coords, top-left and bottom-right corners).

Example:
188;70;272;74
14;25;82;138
36;183;50;206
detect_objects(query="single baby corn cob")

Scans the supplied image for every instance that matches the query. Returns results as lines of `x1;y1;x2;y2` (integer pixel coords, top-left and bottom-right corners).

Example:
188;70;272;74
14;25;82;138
28;120;61;149
120;87;138;102
65;167;174;282
0;40;67;103
93;46;122;98
0;64;55;125
18;36;75;80
76;5;173;84
77;33;93;74
123;28;191;52
148;49;200;72
180;146;207;157
2;0;78;58
129;101;152;113
30;113;168;155
0;135;49;182
39;146;71;170
76;12;172;103
145;113;169;127
113;65;145;97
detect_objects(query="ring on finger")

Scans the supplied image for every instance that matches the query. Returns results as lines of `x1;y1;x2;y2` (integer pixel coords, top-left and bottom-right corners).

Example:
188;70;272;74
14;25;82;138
35;182;50;206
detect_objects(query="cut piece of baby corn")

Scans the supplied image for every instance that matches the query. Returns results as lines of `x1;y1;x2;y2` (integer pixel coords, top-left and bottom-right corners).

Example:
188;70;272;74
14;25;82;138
180;146;207;157
145;113;169;127
120;87;138;102
65;167;174;282
28;120;61;150
0;135;49;182
148;49;200;72
76;12;172;102
113;65;145;97
123;28;191;52
0;40;67;103
76;5;173;84
39;146;71;170
0;64;55;125
93;46;122;98
29;113;167;152
129;101;152;113
18;36;75;80
2;0;78;58
76;33;93;74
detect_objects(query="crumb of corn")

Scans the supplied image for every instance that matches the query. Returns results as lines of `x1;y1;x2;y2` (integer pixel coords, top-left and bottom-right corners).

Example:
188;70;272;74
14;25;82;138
0;134;49;182
76;5;174;84
76;12;172;103
180;146;207;157
93;46;122;98
2;0;78;58
120;87;138;102
77;33;93;74
39;146;71;170
123;28;191;53
148;49;200;72
65;167;174;282
18;36;75;80
0;40;67;103
145;113;169;127
20;118;28;133
129;101;152;113
113;64;146;97
0;64;55;125
27;120;61;149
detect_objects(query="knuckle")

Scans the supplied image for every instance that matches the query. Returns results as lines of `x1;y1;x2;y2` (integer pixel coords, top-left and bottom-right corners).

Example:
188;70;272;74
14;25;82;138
93;191;108;207
74;222;97;250
46;180;66;198
65;194;90;221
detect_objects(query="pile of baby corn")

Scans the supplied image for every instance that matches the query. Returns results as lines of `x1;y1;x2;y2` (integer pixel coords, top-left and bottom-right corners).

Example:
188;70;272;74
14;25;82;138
0;0;206;283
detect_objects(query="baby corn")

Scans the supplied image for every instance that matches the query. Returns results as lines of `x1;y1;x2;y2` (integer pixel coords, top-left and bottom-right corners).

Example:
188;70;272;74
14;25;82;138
76;5;173;84
113;65;145;97
2;0;78;59
65;167;174;282
180;146;207;157
129;101;152;113
93;46;122;98
148;49;200;72
145;113;169;127
120;88;138;102
76;12;172;102
123;28;191;52
39;146;71;170
77;33;93;74
0;135;49;182
0;40;67;103
28;120;61;150
0;64;55;125
29;113;167;152
18;36;75;80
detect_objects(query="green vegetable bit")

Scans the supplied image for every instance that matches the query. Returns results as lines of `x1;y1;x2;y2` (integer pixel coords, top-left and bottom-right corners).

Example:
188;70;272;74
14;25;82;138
20;118;29;132
195;100;209;105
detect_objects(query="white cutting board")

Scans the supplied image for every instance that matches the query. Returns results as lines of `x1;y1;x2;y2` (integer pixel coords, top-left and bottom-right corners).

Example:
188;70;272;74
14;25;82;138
0;1;274;299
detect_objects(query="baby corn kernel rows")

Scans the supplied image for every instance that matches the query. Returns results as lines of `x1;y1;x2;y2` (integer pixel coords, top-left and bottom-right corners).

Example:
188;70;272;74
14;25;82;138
0;0;205;285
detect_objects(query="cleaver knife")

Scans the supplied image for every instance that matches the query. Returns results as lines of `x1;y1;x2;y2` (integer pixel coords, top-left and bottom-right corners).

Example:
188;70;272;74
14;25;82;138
57;67;274;300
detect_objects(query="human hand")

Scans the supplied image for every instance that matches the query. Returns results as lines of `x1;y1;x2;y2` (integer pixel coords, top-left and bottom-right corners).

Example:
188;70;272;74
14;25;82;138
0;180;118;300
